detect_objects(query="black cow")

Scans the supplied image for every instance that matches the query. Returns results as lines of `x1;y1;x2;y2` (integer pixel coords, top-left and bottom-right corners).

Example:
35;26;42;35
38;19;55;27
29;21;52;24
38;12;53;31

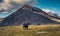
23;23;30;30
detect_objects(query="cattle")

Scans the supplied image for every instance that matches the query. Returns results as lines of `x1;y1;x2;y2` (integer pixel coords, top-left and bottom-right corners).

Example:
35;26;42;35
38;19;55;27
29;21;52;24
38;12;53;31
23;23;30;30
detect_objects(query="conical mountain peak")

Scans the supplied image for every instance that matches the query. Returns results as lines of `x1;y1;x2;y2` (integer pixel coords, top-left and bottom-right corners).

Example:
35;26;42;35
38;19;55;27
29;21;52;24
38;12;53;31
0;4;60;26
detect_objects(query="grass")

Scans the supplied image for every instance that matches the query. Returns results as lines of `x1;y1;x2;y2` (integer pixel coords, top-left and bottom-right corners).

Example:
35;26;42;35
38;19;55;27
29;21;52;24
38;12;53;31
0;25;60;36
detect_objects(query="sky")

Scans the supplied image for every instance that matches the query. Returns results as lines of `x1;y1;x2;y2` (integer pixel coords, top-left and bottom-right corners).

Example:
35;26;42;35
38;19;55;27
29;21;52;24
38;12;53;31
0;0;60;18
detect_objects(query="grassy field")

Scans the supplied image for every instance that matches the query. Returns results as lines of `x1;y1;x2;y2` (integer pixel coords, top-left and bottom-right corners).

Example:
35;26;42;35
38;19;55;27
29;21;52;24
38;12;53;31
0;25;60;36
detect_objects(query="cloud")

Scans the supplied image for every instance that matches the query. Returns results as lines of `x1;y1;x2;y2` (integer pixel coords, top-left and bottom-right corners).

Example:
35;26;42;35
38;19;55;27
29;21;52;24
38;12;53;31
2;12;9;14
0;3;9;10
0;0;37;13
11;0;32;4
42;8;55;13
4;0;37;6
0;3;13;13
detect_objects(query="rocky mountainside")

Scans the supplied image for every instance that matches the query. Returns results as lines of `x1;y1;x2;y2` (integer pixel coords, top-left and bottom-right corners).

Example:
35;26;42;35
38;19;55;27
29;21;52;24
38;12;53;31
0;5;60;26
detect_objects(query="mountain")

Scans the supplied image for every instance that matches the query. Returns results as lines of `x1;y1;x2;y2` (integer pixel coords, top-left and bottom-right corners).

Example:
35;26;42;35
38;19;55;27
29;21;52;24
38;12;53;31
48;13;60;20
0;5;60;26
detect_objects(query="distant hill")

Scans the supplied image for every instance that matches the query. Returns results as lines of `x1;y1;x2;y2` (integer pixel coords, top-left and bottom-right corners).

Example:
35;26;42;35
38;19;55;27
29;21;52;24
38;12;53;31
0;5;60;26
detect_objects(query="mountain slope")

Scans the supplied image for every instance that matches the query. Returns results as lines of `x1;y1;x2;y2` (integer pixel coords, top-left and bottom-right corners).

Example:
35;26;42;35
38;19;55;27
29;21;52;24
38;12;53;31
0;5;60;26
